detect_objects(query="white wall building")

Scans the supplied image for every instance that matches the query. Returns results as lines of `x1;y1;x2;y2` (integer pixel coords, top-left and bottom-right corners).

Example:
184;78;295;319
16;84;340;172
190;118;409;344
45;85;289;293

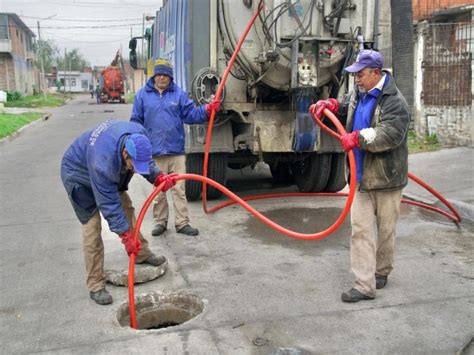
57;71;92;93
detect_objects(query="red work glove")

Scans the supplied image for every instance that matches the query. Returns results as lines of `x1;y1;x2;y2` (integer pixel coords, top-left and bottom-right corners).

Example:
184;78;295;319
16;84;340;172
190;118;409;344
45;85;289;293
119;230;141;256
340;130;360;152
154;172;178;191
205;99;220;115
309;98;339;119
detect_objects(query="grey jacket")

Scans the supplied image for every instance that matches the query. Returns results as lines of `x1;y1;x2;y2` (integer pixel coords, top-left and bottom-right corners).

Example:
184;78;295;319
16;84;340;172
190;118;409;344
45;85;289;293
343;72;411;191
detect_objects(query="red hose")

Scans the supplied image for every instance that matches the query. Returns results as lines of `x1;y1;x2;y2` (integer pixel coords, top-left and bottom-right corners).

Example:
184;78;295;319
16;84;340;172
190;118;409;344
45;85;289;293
127;3;461;329
202;2;264;214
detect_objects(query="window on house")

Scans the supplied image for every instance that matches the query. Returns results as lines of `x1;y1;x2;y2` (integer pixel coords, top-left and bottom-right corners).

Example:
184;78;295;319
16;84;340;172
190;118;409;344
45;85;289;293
71;78;76;86
16;29;19;37
0;15;8;39
82;80;89;89
21;33;23;44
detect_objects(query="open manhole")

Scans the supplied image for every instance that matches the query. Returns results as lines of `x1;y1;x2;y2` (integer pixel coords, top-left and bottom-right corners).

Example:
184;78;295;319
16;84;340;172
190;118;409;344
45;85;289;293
117;292;204;330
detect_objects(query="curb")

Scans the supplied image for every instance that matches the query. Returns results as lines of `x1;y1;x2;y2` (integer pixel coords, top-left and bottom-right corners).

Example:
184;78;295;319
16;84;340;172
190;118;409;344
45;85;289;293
0;112;51;146
403;192;474;224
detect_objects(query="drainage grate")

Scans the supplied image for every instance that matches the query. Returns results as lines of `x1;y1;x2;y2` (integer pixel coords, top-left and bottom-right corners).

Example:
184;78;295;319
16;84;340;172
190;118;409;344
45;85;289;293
117;292;204;330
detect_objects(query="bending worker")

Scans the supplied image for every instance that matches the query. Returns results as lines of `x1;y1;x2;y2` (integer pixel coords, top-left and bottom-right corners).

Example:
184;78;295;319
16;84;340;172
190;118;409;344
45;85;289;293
61;119;177;305
131;59;220;237
312;50;410;302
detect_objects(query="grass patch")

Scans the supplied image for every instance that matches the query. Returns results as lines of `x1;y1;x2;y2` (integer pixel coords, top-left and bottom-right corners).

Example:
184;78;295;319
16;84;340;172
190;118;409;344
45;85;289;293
126;91;136;104
0;112;44;139
5;93;66;108
408;130;441;154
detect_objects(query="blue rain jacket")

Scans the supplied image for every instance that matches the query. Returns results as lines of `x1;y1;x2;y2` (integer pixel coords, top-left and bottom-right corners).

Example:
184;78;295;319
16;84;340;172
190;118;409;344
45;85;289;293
60;120;161;234
130;79;208;156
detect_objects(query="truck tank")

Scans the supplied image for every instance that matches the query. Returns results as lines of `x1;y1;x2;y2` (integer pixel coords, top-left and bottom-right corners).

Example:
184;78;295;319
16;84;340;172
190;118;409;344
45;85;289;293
100;52;125;103
133;0;378;200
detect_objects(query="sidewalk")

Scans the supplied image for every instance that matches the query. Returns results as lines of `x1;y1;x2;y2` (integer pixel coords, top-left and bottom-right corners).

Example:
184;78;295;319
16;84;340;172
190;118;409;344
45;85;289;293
404;147;474;222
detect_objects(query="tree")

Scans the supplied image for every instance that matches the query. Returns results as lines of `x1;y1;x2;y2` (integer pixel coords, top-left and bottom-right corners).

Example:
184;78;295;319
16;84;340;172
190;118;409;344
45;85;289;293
56;48;91;72
35;39;59;74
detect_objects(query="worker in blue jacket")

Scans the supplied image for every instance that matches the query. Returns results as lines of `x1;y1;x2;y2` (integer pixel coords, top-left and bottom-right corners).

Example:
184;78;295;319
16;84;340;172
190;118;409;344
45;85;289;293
131;59;220;237
61;119;177;305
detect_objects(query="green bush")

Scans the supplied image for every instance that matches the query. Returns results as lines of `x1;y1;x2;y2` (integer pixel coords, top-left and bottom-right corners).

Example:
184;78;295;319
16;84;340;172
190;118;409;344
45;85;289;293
7;91;22;102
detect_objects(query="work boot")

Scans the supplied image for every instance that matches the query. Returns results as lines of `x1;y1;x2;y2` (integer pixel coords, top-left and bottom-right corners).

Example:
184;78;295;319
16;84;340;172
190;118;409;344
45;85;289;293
151;224;167;236
177;224;199;236
90;288;113;305
136;253;166;267
375;274;388;289
341;288;374;303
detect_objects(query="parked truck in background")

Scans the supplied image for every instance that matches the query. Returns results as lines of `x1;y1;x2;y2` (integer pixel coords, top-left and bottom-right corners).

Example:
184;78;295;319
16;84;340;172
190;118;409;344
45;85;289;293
130;0;379;200
99;51;125;103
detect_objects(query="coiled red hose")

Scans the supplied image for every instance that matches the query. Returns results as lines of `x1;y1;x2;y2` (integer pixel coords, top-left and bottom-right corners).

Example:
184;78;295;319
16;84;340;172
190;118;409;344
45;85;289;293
127;3;461;328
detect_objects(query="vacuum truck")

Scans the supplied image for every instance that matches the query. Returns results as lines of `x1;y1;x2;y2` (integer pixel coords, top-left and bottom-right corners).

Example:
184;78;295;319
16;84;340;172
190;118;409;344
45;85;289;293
130;0;379;200
99;51;125;103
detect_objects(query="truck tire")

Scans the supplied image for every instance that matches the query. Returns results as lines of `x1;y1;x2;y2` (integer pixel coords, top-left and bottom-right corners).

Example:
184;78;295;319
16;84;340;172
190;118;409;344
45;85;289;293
185;153;228;201
292;153;332;192
270;162;294;184
324;153;347;192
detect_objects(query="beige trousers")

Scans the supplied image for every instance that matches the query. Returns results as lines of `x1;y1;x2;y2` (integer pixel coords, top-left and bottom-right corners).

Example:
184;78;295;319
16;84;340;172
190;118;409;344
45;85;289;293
350;187;403;297
153;155;189;230
81;191;151;292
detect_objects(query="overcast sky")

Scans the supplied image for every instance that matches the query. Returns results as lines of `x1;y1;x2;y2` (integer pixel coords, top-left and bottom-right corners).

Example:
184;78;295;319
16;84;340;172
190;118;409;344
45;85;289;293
1;0;163;67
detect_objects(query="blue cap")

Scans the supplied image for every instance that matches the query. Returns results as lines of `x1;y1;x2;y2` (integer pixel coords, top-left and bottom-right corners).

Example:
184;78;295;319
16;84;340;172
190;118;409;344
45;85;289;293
125;134;152;174
345;50;384;73
153;59;173;79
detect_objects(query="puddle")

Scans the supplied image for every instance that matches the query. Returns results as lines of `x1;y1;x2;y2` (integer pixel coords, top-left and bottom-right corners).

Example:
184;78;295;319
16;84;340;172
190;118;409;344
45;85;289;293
241;207;351;254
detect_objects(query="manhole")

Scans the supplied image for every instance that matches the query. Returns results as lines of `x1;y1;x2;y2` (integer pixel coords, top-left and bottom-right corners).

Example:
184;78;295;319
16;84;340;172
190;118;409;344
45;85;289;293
117;292;204;330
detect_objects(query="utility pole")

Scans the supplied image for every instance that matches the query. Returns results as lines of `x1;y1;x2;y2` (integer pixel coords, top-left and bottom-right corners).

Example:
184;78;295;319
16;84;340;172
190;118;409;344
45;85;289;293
37;21;46;97
64;48;67;95
36;14;56;96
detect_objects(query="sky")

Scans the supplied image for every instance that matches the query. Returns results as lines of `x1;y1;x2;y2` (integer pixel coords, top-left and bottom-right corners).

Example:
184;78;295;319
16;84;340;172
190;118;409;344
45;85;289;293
1;0;163;67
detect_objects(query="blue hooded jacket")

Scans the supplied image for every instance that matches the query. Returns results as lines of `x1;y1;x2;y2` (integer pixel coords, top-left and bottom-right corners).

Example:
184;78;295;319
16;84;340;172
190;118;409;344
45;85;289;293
60;120;161;234
130;78;208;156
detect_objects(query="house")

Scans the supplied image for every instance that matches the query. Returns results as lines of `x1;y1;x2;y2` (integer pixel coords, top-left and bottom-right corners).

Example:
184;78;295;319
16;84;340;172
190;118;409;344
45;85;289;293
0;13;38;95
57;70;93;93
413;2;473;147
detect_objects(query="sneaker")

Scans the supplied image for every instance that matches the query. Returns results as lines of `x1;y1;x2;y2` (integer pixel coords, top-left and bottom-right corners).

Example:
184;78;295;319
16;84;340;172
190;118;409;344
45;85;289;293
136;253;166;267
177;224;199;236
375;274;388;289
90;288;113;305
152;224;167;236
341;288;374;303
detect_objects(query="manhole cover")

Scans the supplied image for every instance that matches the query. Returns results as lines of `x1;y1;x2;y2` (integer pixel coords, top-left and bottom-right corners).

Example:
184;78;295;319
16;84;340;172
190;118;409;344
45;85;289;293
106;260;168;286
117;292;204;330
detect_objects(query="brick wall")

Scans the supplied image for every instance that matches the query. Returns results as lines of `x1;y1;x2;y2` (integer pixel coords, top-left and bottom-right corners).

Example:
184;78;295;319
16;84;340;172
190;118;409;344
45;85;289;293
413;0;473;21
8;17;26;58
0;53;16;91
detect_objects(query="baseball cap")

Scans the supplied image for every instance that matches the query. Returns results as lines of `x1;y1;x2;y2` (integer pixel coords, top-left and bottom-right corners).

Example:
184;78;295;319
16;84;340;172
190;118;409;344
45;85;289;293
345;50;384;73
153;58;173;79
124;134;152;174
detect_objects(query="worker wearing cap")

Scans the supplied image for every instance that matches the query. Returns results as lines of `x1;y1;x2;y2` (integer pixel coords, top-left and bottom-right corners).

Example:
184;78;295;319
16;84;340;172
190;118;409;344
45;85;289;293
311;50;410;302
61;119;177;305
130;59;220;237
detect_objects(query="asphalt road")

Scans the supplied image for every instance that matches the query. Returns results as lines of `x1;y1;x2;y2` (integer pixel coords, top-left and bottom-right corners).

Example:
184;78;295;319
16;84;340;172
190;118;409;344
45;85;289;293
1;95;473;354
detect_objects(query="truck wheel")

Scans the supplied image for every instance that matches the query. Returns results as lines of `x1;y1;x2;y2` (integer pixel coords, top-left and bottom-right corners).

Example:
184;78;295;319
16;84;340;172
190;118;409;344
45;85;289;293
324;153;347;192
270;162;293;184
292;153;332;192
185;153;228;201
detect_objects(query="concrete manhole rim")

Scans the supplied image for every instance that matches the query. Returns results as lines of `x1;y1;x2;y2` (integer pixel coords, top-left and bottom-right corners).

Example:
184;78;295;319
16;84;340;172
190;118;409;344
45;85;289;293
116;291;205;330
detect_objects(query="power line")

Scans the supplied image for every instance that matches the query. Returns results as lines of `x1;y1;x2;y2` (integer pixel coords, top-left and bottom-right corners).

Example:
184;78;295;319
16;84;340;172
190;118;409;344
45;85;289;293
36;1;157;9
2;23;144;29
19;15;143;22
